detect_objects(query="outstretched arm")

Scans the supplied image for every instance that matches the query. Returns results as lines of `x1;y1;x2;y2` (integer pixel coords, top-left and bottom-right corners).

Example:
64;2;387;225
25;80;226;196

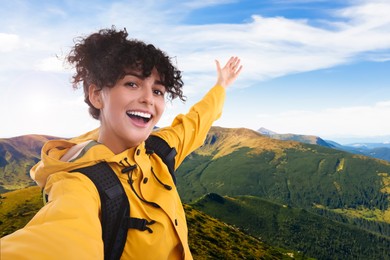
215;56;243;89
155;57;243;167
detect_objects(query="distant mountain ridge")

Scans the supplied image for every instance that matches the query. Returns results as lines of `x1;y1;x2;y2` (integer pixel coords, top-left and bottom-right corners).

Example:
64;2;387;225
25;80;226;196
258;127;390;162
0;135;57;192
258;127;334;148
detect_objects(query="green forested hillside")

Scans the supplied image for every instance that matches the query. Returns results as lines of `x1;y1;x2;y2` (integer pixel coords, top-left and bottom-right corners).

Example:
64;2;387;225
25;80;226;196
191;193;390;260
175;127;390;258
176;128;390;224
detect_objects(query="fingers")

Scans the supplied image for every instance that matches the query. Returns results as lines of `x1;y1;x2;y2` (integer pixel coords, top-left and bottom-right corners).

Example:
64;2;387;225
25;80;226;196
215;59;221;72
215;56;243;88
227;56;242;74
235;63;243;75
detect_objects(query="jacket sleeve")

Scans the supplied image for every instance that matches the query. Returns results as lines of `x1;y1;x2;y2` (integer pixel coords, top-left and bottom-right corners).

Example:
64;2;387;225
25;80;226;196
155;84;226;168
0;171;103;260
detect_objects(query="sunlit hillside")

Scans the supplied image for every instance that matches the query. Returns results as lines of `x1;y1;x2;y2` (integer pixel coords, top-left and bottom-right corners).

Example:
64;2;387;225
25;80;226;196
0;135;57;192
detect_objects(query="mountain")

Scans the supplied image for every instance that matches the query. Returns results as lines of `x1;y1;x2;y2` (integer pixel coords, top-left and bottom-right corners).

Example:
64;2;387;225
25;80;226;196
176;125;390;258
0;187;306;259
0;135;58;192
191;193;390;260
258;127;390;162
176;127;390;228
348;142;390;149
325;140;390;163
257;127;278;136
367;147;390;162
177;127;390;207
258;127;334;148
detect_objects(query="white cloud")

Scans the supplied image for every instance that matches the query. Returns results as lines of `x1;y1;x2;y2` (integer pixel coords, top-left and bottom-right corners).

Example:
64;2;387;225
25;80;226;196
253;100;390;138
35;56;66;72
0;33;24;52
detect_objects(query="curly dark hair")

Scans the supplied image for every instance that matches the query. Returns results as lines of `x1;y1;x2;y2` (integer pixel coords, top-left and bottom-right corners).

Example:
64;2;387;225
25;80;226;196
67;26;185;119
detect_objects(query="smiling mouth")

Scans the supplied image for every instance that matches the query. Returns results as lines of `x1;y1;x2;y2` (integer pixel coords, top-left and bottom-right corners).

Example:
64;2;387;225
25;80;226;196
126;111;152;123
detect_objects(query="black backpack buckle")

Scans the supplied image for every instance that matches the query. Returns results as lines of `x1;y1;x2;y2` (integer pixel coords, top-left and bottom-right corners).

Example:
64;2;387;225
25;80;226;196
128;218;156;233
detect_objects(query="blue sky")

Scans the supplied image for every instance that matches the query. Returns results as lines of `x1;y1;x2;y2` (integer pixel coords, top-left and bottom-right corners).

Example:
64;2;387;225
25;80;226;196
1;0;389;144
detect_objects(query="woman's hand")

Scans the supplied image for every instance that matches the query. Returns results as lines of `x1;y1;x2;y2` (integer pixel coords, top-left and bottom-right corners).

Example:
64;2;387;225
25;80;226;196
215;56;243;89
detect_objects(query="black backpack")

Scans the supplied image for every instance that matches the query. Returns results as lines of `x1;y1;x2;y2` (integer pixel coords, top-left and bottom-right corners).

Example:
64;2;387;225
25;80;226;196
46;135;177;260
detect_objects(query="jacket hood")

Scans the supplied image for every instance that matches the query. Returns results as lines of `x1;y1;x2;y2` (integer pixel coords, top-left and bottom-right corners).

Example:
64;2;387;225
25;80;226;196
30;128;107;188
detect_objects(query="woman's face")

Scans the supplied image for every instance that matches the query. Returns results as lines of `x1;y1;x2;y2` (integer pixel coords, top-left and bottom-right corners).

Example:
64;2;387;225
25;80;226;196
91;68;166;154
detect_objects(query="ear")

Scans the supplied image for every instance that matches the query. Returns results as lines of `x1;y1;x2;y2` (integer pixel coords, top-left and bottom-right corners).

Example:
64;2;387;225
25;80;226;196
88;84;103;109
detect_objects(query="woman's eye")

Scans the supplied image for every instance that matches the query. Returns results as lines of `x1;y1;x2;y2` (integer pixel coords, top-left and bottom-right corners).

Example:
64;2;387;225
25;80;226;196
154;89;165;96
125;82;137;88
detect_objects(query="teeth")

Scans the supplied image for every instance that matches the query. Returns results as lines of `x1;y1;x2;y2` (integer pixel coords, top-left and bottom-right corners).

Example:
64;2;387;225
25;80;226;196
127;111;152;119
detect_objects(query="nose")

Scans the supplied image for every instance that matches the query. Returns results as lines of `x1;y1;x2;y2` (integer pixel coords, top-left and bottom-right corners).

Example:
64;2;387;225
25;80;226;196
140;87;154;106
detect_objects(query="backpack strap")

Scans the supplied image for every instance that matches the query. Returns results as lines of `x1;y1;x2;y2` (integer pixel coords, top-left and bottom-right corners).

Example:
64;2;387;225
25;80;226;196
71;162;129;260
145;135;177;184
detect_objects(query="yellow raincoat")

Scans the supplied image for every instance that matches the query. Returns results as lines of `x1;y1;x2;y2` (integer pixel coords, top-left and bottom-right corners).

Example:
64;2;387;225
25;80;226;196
1;85;226;259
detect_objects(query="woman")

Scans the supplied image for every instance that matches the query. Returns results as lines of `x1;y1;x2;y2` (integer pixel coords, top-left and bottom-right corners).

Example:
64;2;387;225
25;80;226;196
1;27;242;259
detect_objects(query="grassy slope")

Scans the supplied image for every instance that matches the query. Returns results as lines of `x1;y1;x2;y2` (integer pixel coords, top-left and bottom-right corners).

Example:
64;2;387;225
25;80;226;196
0;186;43;237
191;193;390;260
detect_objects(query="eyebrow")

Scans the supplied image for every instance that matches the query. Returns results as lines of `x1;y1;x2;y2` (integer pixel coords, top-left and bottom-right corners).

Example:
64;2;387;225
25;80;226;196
124;72;164;86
